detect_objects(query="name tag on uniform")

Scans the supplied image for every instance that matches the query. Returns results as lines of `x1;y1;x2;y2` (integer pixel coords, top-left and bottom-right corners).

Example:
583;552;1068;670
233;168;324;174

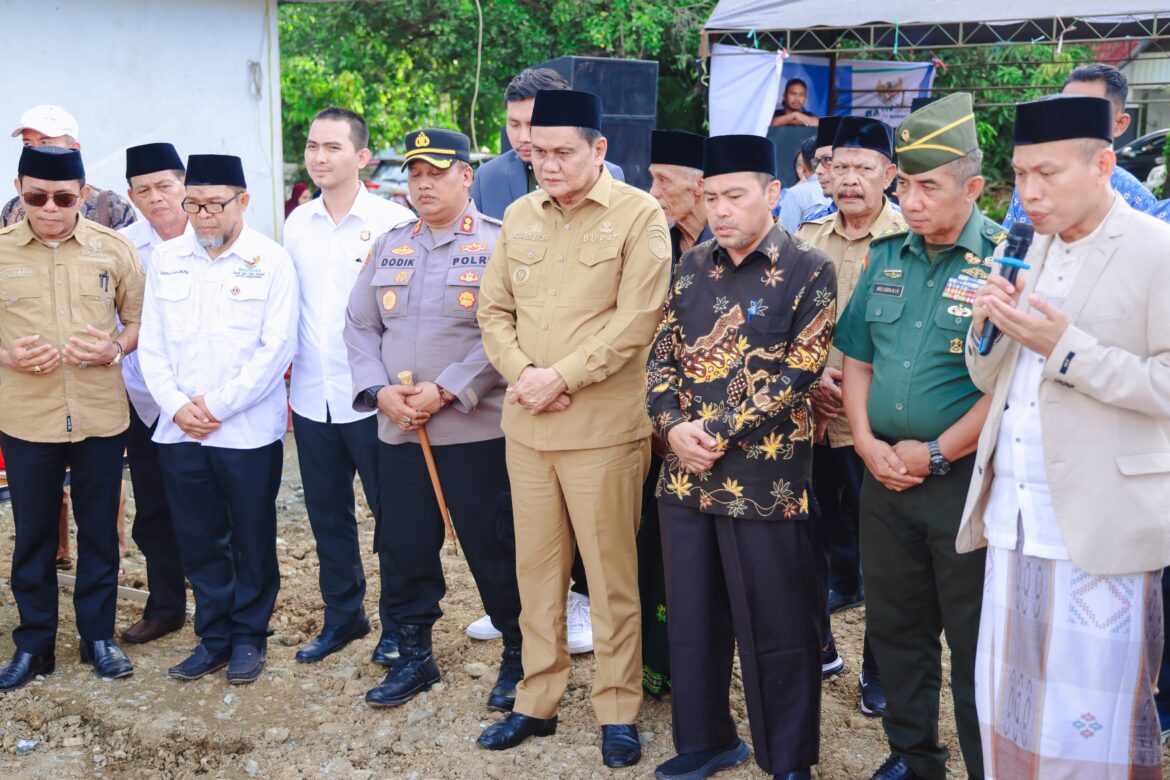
872;283;904;297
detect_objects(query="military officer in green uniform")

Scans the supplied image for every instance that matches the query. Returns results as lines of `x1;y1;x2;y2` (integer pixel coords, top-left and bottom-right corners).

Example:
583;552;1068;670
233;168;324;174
835;93;1001;780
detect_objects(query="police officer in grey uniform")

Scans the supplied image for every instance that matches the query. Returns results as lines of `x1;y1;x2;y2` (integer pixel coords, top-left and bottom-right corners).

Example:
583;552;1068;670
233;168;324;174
344;128;523;712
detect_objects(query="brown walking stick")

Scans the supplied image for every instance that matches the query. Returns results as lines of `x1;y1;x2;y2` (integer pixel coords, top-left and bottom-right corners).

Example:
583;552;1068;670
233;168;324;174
397;370;459;555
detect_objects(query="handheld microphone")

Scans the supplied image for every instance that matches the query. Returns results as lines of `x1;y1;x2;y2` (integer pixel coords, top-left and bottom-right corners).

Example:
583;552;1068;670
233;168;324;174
977;222;1035;356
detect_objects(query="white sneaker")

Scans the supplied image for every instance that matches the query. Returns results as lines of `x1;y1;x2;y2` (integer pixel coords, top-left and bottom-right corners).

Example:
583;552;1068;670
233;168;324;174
567;591;594;654
466;614;502;641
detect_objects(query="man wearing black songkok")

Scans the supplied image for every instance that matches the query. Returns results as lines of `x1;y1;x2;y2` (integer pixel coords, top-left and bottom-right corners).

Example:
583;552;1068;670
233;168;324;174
647;134;838;780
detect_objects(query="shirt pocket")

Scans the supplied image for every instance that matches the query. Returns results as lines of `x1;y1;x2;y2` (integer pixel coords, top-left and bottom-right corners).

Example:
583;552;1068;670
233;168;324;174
505;244;544;299
864;296;906;359
742;310;796;375
1;275;49;337
372;267;414;319
153;274;193;334
70;262;116;329
444;266;482;319
220;279;269;331
568;243;621;302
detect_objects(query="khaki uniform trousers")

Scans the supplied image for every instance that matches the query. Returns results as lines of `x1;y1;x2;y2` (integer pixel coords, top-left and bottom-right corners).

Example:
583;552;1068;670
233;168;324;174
507;436;649;724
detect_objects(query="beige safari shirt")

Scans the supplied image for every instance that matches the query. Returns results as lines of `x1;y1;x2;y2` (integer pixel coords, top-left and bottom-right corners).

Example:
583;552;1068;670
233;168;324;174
478;167;671;451
0;216;144;442
796;199;905;447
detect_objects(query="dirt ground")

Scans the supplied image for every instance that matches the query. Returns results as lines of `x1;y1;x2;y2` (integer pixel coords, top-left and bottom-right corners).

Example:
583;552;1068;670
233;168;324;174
0;434;1162;779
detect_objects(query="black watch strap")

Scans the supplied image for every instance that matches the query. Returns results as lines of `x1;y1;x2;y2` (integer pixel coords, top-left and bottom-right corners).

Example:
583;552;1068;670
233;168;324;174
363;385;385;408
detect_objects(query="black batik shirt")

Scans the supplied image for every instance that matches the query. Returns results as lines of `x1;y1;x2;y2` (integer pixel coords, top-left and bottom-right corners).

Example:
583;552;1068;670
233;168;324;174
646;223;837;521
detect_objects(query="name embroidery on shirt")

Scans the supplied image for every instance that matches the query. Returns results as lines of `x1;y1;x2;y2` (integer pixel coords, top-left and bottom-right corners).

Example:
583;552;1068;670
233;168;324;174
380;257;416;268
872;283;904;297
0;267;34;277
511;223;550;242
80;237;108;259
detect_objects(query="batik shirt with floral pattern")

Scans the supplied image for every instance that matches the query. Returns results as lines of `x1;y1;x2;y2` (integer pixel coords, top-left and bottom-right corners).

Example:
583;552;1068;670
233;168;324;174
646;223;837;521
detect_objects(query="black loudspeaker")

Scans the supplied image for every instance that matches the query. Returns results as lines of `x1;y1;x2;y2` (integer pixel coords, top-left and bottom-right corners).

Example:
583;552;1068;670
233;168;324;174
767;126;818;189
539;56;659;191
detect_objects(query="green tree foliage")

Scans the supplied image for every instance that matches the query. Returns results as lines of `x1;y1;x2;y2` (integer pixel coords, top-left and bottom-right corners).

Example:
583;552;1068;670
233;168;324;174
279;0;715;172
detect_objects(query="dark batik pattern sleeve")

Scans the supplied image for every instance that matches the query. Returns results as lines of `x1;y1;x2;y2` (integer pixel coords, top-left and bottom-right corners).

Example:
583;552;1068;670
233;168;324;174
702;258;837;446
646;290;689;438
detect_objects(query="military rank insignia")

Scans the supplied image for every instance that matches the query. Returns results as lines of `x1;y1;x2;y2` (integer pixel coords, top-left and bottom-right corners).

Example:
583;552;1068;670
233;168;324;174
949;338;964;354
942;275;982;304
460;215;475;233
394;270;410;283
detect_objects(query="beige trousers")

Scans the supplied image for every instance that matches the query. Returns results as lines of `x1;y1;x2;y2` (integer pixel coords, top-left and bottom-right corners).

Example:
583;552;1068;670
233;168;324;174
506;436;649;724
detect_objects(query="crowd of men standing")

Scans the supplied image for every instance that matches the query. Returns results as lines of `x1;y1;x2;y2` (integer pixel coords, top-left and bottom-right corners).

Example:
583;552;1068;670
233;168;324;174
0;59;1167;780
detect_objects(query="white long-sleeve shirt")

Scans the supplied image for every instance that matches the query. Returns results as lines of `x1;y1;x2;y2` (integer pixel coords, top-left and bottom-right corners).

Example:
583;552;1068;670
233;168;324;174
138;222;299;448
118;218;195;426
284;187;413;424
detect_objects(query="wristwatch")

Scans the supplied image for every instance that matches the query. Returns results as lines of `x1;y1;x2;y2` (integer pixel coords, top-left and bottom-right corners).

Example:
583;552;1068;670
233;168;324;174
927;439;951;476
106;341;124;366
363;385;385;409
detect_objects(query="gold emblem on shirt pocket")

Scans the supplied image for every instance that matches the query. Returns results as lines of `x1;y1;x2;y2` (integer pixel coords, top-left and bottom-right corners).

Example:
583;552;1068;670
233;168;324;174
373;268;413;318
444;266;481;318
505;244;544;298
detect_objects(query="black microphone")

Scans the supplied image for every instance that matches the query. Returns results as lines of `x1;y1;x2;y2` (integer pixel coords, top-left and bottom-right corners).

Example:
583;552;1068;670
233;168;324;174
977;221;1035;356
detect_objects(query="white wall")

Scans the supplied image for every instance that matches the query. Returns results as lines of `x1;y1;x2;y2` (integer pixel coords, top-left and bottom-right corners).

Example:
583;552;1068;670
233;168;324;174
0;0;284;238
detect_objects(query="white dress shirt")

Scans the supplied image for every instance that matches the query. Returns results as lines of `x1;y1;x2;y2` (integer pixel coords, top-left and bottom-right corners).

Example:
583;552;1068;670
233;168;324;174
985;197;1116;558
138;222;299;449
285;187;413;423
118;218;195;426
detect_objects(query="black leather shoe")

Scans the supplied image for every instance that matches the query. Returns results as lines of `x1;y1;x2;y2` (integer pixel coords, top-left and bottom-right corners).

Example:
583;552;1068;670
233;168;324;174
168;645;230;680
774;771;811;780
476;712;558;750
602;724;641;768
296;618;371;663
827;588;864;614
870;754;925;780
0;651;55;691
365;624;440;707
122;617;185;644
227;642;266;684
370;628;400;666
654;738;750;779
80;639;133;679
487;639;523;712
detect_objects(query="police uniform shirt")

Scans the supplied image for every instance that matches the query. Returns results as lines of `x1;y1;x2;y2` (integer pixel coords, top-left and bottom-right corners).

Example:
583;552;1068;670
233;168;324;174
118;218;196;427
796;198;906;447
344;202;506;446
0;216;144;442
138;222;299;449
285;185;414;424
646;224;838;521
835;205;1005;442
477;166;672;451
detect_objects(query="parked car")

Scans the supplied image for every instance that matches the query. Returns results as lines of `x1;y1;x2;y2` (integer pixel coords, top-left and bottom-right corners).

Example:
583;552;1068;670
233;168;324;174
363;151;498;210
1115;129;1167;184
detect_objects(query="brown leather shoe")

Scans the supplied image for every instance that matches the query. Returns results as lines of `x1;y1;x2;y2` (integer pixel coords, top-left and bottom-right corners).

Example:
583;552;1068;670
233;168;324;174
121;618;184;644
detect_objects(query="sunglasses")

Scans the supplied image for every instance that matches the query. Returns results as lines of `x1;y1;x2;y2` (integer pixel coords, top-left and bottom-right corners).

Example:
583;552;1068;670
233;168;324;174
23;192;80;208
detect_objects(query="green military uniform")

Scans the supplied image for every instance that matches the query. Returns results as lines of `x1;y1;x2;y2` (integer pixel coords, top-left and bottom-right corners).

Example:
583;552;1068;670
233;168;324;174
833;93;1002;780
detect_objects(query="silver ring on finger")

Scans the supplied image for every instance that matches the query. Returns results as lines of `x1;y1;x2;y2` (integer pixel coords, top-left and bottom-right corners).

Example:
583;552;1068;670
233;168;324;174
78;360;89;369
405;417;413;426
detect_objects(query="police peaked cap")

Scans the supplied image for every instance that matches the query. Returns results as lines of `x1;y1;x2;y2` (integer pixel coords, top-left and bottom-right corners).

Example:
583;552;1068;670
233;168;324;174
401;128;471;170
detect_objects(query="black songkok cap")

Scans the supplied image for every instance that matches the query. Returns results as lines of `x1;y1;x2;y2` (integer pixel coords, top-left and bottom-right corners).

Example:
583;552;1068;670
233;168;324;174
185;154;246;188
401;128;472;170
703;134;776;178
1014;95;1114;145
833;116;895;160
530;89;602;131
126;142;184;180
650;130;706;170
18;146;85;181
815;116;844;149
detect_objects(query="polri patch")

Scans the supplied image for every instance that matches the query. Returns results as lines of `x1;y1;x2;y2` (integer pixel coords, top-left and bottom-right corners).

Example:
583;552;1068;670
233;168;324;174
461;242;487;252
391;244;416;256
458;270;480;283
382;289;398;311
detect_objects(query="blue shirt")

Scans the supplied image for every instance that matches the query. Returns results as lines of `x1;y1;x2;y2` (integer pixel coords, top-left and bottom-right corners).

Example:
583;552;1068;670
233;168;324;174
1002;166;1156;228
775;175;832;232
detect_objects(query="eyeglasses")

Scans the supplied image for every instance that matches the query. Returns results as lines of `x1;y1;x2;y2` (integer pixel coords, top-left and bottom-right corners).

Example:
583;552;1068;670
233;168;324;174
814;155;833;169
182;192;242;214
22;192;80;208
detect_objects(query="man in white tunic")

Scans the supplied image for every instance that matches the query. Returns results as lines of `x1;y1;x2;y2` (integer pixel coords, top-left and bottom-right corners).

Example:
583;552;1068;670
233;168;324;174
961;95;1170;779
139;154;298;685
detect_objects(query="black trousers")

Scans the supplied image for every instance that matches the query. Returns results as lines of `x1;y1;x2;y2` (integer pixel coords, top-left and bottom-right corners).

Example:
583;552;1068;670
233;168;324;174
1157;568;1170;721
125;411;185;622
292;411;380;625
2;431;125;654
660;502;821;775
377;437;521;644
158;440;283;654
860;454;984;780
811;443;877;676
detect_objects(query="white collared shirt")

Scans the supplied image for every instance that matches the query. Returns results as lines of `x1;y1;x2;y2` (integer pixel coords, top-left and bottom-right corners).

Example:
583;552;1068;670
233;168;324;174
285;187;413;423
985;197;1116;558
138;222;299;449
118;218;195;426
